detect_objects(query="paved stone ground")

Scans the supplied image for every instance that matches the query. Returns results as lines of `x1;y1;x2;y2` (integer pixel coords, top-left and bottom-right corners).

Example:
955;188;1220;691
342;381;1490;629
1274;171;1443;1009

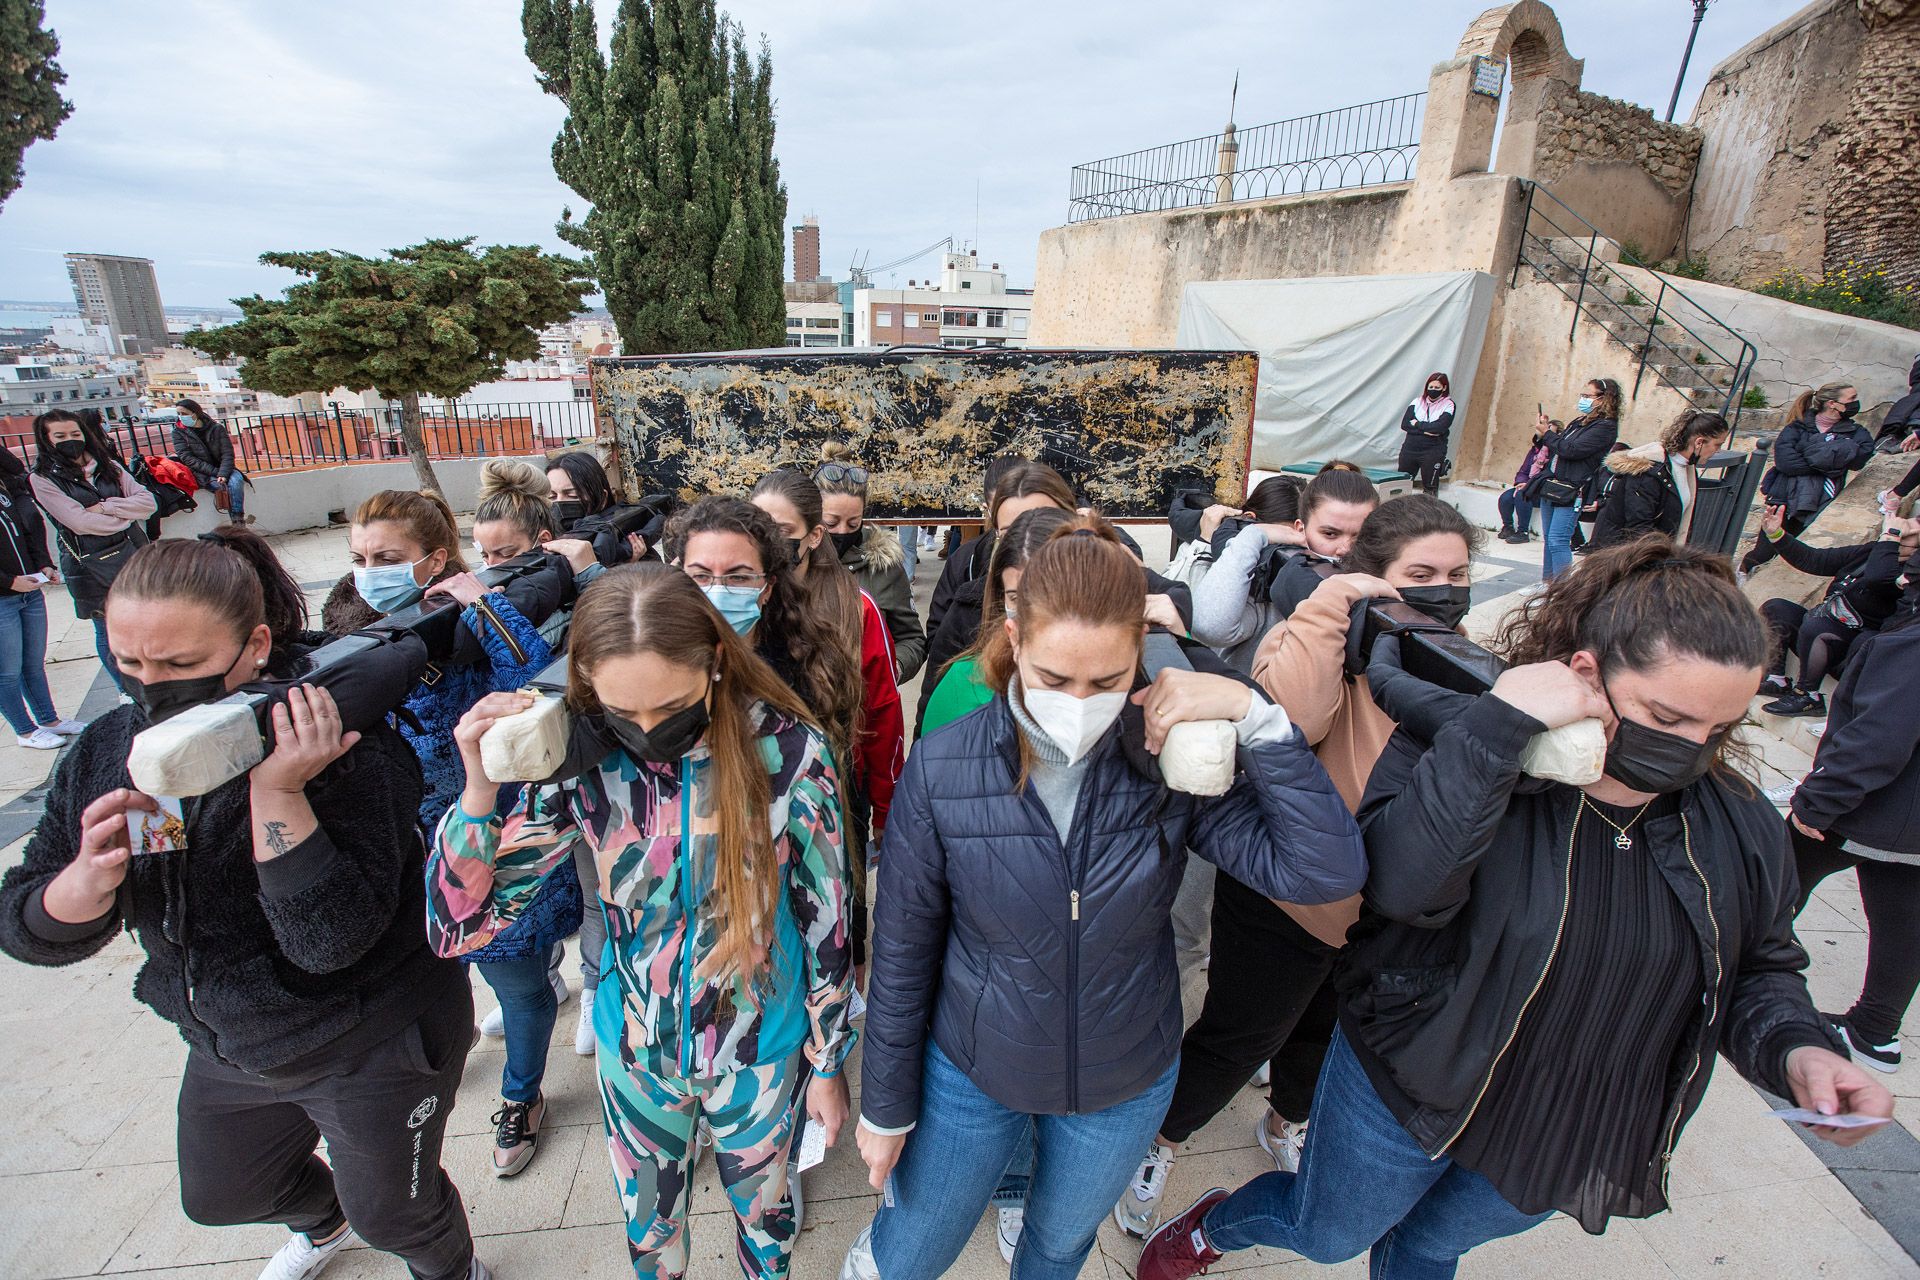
0;521;1913;1279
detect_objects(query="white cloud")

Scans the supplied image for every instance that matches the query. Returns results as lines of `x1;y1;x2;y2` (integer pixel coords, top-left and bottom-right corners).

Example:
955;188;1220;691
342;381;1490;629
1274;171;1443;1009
0;0;1809;308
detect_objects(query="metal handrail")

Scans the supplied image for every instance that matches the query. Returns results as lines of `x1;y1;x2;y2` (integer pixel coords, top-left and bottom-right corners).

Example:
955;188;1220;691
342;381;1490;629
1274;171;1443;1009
1512;180;1756;421
1069;93;1425;223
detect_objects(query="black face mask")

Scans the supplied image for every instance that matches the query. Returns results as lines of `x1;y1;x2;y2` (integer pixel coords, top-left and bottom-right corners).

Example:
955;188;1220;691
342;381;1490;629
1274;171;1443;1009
784;536;805;564
829;529;862;559
53;439;87;462
1601;680;1722;794
1837;401;1860;421
1397;584;1471;630
606;698;710;765
124;649;245;725
552;500;586;531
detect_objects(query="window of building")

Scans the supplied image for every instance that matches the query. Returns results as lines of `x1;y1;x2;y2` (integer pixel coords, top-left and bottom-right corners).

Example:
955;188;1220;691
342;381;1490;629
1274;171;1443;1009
875;309;893;326
786;316;804;328
1012;314;1029;334
985;310;1006;329
961;281;972;289
942;310;980;327
923;311;941;326
785;336;803;347
941;338;972;348
903;312;919;328
806;317;838;329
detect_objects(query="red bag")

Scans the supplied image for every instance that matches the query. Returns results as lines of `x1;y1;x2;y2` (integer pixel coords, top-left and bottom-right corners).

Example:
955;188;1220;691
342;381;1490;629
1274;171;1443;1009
146;456;198;495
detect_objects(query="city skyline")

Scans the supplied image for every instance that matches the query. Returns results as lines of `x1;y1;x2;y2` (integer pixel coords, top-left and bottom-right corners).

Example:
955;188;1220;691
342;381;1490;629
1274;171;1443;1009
3;0;1806;308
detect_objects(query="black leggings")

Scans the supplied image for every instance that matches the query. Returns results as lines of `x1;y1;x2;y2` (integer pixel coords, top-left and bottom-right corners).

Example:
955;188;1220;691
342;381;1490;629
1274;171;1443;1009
1398;445;1444;495
1760;599;1858;690
1157;871;1337;1140
1791;823;1920;1047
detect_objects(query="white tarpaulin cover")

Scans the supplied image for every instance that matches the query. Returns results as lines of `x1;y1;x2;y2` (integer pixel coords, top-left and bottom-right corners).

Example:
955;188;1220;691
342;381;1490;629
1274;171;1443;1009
1177;271;1496;474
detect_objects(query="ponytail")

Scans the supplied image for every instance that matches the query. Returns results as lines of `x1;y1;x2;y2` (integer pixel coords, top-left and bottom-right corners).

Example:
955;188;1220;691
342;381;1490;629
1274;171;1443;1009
1787;382;1854;424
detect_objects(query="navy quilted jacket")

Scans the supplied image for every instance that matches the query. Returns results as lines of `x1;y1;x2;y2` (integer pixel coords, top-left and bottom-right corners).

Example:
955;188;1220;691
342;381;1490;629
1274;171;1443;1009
863;695;1365;1127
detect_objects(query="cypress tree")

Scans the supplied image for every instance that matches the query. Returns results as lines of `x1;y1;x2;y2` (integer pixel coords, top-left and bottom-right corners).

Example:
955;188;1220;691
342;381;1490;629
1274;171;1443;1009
523;0;788;354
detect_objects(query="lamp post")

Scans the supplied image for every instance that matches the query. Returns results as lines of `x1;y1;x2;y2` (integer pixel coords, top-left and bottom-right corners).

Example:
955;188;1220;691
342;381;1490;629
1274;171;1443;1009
1665;0;1713;122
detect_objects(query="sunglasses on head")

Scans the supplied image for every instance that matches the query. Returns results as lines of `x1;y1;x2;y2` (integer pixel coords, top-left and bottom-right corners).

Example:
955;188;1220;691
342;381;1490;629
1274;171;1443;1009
816;462;869;484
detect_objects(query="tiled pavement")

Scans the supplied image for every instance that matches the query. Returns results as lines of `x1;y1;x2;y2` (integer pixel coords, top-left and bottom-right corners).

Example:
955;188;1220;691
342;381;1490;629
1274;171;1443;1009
0;520;1914;1279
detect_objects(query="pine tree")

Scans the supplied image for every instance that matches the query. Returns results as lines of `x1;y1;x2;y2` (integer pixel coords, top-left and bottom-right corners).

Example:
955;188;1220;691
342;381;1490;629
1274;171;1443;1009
194;239;591;494
523;0;788;354
0;0;72;208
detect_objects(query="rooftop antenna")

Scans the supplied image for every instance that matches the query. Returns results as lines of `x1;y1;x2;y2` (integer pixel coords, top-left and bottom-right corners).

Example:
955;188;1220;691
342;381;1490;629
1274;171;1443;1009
974;179;981;259
1229;69;1239;126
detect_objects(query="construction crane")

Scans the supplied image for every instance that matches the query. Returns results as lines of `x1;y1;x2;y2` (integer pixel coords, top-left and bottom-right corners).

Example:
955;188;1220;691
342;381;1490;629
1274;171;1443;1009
847;237;954;290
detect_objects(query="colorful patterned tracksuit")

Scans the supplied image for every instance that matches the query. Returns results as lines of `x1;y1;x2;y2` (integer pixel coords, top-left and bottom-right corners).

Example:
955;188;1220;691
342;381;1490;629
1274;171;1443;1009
427;702;853;1279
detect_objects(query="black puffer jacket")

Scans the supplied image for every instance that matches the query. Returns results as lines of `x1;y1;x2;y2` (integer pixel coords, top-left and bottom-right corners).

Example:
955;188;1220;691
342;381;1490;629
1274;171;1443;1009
1762;415;1873;518
1339;693;1838;1160
171;420;237;484
1792;608;1920;855
0;701;457;1076
863;690;1364;1128
1589;444;1686;550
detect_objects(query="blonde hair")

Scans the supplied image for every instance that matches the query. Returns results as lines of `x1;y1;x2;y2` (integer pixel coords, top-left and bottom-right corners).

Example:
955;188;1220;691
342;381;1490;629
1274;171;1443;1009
353;489;467;573
474;458;555;541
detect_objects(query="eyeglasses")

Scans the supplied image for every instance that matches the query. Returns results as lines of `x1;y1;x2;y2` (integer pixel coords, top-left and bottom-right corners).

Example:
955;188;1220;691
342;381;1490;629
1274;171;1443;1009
686;570;767;589
815;462;869;485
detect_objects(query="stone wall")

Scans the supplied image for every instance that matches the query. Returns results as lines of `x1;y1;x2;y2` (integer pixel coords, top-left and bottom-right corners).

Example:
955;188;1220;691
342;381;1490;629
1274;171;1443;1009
1686;0;1868;285
1528;85;1702;257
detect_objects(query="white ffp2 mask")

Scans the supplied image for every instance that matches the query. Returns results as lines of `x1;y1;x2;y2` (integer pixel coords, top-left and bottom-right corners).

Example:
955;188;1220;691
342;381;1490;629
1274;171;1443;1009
1021;686;1127;765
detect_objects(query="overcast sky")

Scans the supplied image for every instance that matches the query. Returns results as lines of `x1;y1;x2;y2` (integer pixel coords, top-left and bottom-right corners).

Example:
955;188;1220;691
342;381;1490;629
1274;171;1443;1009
1;0;1806;309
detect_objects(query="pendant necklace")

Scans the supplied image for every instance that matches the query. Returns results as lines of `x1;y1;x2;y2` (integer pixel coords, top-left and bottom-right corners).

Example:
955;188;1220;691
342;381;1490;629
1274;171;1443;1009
1580;794;1655;851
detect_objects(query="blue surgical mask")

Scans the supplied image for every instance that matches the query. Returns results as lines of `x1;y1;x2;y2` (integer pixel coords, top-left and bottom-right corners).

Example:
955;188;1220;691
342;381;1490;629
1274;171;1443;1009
703;583;763;634
1576;396;1595;415
353;556;429;614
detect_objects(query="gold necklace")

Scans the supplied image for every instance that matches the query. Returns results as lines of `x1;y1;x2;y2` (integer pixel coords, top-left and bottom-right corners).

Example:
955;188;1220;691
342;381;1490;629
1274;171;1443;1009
1580;794;1655;852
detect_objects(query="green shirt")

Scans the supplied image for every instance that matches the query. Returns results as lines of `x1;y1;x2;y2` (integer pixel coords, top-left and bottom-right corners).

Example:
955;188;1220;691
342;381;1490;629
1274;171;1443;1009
921;655;994;735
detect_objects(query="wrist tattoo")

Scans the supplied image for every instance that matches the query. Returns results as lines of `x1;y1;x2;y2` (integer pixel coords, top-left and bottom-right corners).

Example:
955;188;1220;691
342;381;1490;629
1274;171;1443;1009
261;819;294;858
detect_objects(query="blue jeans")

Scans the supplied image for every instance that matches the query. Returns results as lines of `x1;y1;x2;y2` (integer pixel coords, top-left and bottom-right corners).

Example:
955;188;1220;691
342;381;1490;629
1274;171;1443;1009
896;525;919;579
476;948;559;1103
1204;1029;1549;1280
91;617;124;694
872;1041;1178;1280
1497;488;1534;535
213;469;245;518
1541;502;1580;579
0;592;57;735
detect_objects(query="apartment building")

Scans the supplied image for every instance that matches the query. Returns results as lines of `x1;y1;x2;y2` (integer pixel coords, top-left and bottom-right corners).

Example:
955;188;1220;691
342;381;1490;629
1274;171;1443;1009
852;252;1033;349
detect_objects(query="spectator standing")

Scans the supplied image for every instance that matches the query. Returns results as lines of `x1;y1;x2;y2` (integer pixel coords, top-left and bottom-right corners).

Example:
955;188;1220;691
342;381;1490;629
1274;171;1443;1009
1396;373;1454;495
1530;378;1620;579
0;443;83;748
172;398;251;524
29;409;156;693
1588;410;1730;552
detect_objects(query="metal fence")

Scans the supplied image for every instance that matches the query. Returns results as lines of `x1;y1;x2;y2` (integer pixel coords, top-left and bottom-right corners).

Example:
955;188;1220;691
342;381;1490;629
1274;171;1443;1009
1;398;599;476
1068;93;1425;223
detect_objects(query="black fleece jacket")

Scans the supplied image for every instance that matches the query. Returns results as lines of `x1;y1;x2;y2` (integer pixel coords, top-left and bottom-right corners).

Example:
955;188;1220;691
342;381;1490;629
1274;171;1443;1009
0;704;458;1076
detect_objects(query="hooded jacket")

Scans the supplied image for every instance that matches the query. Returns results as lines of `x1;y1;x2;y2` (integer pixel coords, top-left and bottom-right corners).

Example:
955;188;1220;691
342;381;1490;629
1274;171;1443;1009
837;523;927;682
1339;692;1839;1171
1589;441;1687;550
0;700;460;1076
1762;415;1874;517
861;688;1364;1129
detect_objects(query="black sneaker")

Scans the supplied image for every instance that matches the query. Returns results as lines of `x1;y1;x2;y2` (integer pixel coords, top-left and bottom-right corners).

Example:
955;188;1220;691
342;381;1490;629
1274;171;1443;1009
491;1095;544;1177
1826;1013;1901;1074
1760;674;1793;697
1763;692;1824;717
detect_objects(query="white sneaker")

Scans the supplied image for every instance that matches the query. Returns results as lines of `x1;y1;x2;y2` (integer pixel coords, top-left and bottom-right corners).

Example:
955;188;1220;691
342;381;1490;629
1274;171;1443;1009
257;1227;354;1280
43;718;86;736
840;1224;880;1280
478;1004;506;1037
996;1204;1024;1264
1257;1114;1308;1173
15;727;63;750
574;986;597;1055
468;1259;494;1280
1250;1061;1271;1089
1113;1140;1175;1238
1764;780;1800;807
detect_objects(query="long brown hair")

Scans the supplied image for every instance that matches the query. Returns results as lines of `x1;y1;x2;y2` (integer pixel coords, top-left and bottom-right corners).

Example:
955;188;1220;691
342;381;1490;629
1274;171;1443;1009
986;461;1077;529
353;489;467;574
1580;376;1623;423
111;526;306;657
664;495;864;771
980;514;1146;784
1660;409;1730;456
1491;536;1769;780
566;563;819;990
1786;381;1855;424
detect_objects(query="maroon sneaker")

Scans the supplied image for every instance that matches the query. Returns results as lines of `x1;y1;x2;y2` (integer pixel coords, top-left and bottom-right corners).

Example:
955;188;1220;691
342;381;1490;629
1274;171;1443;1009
1138;1187;1229;1280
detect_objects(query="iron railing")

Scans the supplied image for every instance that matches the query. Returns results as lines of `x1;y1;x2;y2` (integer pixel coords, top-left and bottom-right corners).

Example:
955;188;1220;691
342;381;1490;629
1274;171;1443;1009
1068;93;1425;223
0;397;599;476
1513;181;1756;422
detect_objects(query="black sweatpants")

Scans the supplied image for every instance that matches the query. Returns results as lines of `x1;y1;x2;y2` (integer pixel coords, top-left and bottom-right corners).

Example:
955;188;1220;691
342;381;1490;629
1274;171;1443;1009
1791;823;1920;1048
176;982;476;1280
1397;445;1444;495
1158;871;1338;1141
